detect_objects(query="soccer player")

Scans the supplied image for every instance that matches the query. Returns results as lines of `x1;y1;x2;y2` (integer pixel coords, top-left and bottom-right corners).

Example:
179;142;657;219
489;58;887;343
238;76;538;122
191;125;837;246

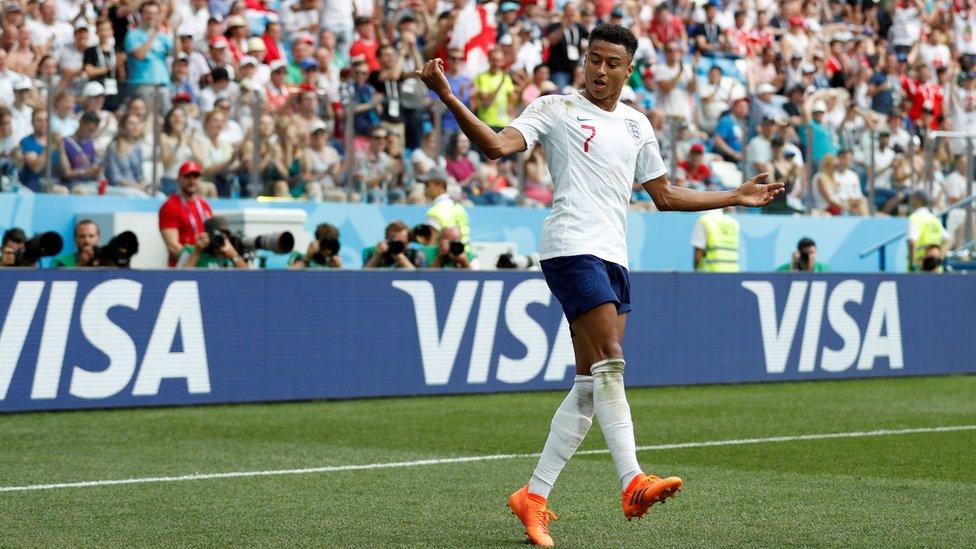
418;25;783;547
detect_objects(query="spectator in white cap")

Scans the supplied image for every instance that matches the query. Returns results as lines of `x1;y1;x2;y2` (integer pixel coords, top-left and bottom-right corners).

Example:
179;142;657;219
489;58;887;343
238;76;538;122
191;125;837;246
224;15;249;62
804;98;840;169
265;59;289;111
83;19;122;110
714;93;750;163
245;37;270;85
749;82;785;134
176;26;212;90
59;24;89;92
10;78;33;142
302;119;346;202
207;36;235;81
237;56;259;86
654;42;696;124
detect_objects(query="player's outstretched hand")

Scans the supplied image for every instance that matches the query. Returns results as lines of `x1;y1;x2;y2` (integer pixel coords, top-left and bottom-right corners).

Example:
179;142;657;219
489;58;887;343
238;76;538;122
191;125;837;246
734;172;785;208
416;59;452;101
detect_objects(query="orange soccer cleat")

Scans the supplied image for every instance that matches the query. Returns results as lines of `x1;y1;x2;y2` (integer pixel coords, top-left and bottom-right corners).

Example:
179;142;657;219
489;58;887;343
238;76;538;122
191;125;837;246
507;485;558;547
620;473;683;520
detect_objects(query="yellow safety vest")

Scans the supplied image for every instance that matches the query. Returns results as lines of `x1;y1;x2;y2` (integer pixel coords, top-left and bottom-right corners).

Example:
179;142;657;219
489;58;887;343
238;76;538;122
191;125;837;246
426;198;471;245
697;212;740;272
908;209;944;267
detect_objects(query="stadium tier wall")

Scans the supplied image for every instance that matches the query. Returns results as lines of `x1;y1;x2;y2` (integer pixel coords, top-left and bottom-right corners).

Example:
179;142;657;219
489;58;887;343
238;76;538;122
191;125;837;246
0;192;910;272
1;270;972;412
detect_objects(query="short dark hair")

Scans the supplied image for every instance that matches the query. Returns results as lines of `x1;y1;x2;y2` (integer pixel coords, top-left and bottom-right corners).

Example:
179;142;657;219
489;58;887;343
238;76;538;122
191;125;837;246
75;219;99;235
80;111;100;126
587;24;638;60
314;223;339;241
797;237;816;251
385;220;408;239
211;67;230;83
2;227;27;246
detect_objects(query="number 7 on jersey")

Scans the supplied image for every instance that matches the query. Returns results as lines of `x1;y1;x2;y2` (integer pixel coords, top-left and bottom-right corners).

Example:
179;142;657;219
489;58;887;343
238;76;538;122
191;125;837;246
580;124;596;153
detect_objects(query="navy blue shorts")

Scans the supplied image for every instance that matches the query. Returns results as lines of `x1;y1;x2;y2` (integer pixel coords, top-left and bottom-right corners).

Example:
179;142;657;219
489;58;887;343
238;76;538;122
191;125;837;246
541;254;632;326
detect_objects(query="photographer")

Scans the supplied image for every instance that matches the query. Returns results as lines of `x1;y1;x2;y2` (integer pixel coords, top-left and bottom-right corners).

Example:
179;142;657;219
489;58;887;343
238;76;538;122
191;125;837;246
290;223;342;269
362;220;423;269
422;168;470;247
0;228;28;267
907;192;949;272
159;161;214;268
53;220;100;267
177;216;248;269
776;237;830;272
428;226;472;270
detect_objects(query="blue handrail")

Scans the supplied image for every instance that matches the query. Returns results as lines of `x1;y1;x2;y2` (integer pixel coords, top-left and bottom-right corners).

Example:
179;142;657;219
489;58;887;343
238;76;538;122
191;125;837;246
858;194;976;270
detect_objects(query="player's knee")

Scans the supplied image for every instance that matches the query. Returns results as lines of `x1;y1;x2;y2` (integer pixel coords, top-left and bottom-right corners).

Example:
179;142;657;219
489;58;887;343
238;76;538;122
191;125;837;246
595;340;623;361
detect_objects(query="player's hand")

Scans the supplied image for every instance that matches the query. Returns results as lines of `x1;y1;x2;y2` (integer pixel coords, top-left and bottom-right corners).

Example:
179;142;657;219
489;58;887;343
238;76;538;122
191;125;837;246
734;172;785;207
416;59;452;100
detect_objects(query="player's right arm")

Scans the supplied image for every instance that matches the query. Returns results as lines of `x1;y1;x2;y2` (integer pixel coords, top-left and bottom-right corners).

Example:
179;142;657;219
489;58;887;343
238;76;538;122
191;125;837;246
417;59;526;160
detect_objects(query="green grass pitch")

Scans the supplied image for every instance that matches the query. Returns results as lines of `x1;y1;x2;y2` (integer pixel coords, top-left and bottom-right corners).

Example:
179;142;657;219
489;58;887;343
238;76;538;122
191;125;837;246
2;375;975;547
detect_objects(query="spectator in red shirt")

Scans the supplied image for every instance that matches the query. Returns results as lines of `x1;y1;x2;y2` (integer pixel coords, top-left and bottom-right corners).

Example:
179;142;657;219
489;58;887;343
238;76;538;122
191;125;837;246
647;5;687;52
159;161;214;267
678;143;714;189
901;64;943;126
349;17;380;72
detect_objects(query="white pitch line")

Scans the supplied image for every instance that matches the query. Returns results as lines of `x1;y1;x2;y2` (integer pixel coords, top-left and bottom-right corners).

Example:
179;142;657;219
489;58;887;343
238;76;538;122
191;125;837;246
2;424;974;494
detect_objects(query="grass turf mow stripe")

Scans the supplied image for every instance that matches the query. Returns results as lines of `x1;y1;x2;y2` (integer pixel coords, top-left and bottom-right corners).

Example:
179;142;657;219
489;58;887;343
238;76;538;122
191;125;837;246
3;424;973;494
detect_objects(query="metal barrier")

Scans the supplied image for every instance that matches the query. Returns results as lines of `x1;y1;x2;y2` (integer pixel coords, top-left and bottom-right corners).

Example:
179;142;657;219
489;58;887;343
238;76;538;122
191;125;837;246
859;193;976;270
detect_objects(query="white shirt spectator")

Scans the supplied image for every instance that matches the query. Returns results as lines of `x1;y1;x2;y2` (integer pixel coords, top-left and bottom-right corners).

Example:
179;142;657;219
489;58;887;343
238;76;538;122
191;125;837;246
654;61;693;122
889;3;922;47
745;134;772;175
871;144;896;189
513;40;543;75
172;5;211;42
10;102;32;141
26;17;74;53
835;167;864;202
954;14;976;55
0;70;21;107
919;42;951;69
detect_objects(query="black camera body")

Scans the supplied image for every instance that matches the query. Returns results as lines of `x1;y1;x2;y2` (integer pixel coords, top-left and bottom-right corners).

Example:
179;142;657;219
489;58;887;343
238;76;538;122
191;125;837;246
387;240;407;256
311;237;341;264
93;231;139;268
448;240;465;256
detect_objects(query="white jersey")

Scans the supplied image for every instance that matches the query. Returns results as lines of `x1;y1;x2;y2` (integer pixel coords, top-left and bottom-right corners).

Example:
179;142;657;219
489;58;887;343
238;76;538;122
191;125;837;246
508;92;667;268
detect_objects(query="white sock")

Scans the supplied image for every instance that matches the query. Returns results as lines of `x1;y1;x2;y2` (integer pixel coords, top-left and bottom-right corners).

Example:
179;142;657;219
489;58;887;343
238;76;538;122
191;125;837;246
590;358;642;491
527;375;594;499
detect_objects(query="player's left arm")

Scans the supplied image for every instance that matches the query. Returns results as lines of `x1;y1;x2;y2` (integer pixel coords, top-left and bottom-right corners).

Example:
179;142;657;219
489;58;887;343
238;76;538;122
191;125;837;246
642;172;785;211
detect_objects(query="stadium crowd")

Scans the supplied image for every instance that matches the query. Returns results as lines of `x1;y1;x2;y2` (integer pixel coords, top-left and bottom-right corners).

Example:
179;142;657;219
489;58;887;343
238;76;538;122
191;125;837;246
0;0;972;228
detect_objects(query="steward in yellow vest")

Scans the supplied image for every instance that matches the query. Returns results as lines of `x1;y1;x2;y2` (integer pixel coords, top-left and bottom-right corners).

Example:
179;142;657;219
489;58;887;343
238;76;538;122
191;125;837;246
907;193;948;271
693;209;740;272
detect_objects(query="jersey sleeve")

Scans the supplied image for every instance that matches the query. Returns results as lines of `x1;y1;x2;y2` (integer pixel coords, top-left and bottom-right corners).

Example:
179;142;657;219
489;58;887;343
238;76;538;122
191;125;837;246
634;127;668;183
507;96;557;151
158;200;180;230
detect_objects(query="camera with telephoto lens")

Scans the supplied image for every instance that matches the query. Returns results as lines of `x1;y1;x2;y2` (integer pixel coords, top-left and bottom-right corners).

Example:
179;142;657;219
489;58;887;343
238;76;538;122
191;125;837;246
13;231;63;266
93;231;139;268
496;252;538;270
448;241;465;256
311;237;340;264
240;232;295;255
